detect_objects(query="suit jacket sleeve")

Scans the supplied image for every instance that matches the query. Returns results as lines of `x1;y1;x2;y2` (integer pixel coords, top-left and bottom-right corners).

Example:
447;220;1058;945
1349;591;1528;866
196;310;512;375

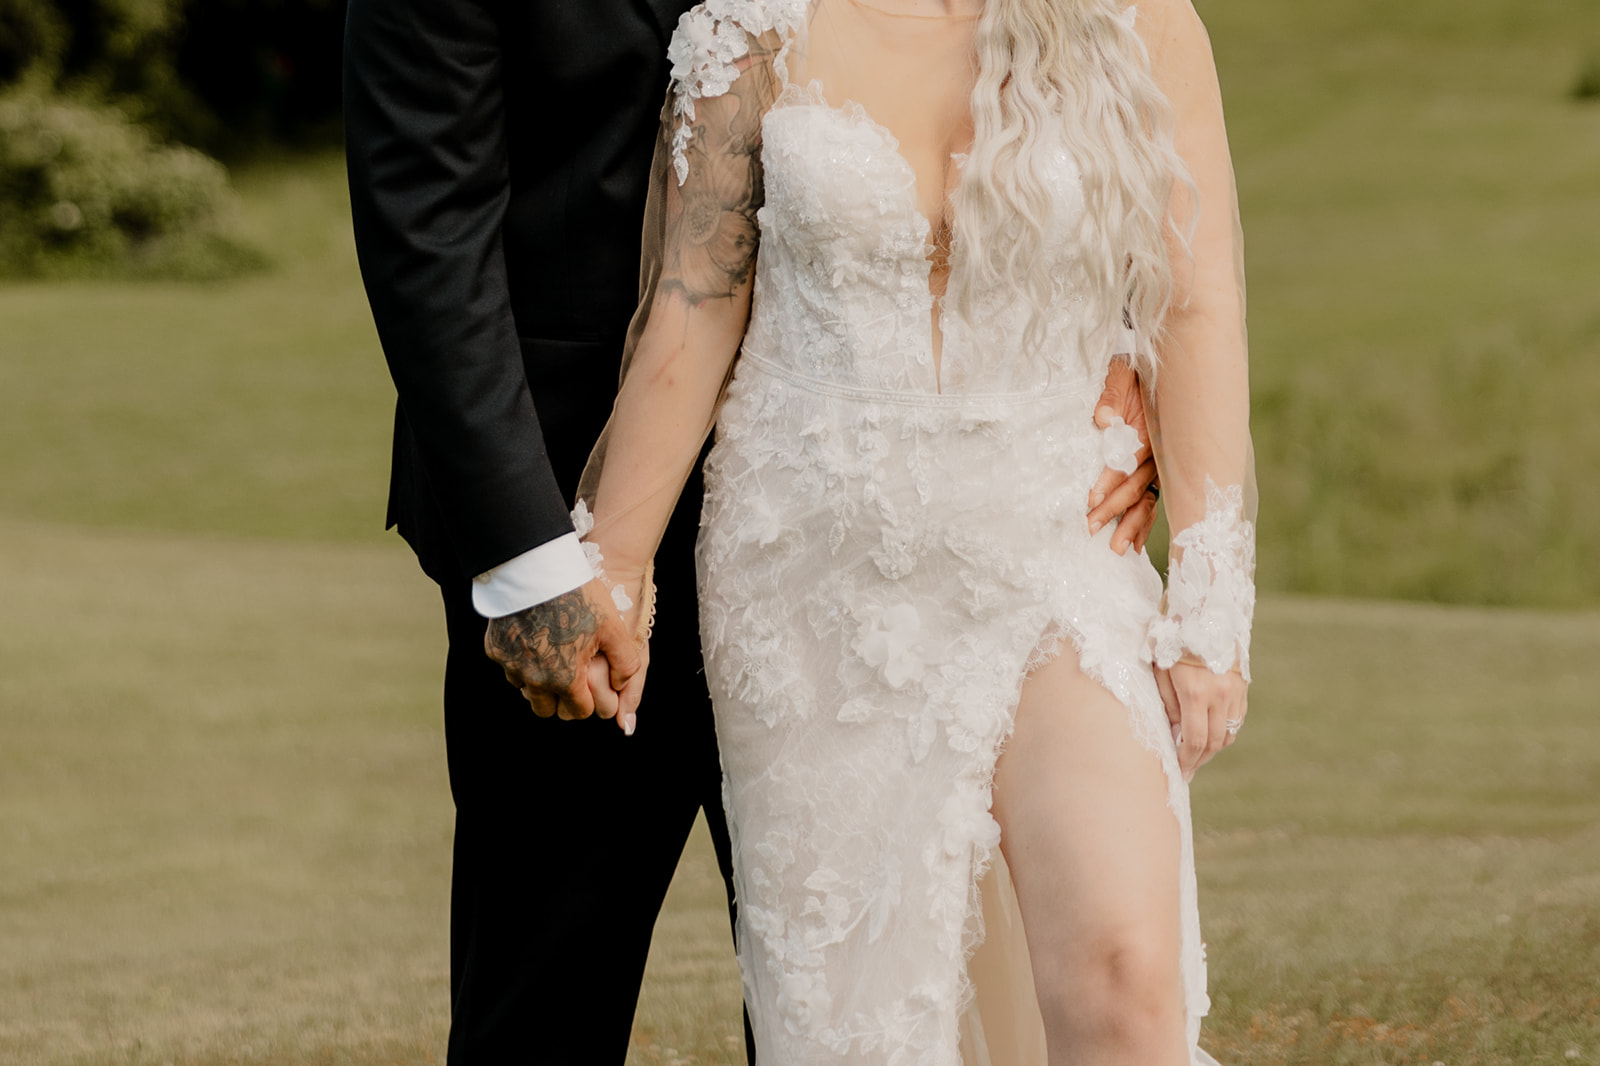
344;0;572;580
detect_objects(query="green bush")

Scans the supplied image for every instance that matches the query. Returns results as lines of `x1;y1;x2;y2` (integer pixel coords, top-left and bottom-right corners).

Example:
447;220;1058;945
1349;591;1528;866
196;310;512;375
0;0;66;87
0;91;262;278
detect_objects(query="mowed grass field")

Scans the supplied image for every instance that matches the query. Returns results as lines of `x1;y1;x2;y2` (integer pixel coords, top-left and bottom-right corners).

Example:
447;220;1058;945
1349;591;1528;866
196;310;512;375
3;523;1597;1066
2;0;1599;1063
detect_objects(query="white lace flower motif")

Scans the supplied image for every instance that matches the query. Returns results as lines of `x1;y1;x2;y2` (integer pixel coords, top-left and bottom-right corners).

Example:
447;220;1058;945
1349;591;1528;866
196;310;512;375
776;970;833;1037
739;493;785;547
871;527;918;580
837;697;876;723
935;788;1000;862
853;603;925;689
570;500;632;611
1099;416;1141;475
571;499;595;537
1148;479;1255;679
666;0;806;183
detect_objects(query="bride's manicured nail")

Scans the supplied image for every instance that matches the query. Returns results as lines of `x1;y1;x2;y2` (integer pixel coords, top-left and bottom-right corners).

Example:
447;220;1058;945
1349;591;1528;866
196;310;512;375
623;713;636;737
1089;519;1103;534
1090;492;1105;507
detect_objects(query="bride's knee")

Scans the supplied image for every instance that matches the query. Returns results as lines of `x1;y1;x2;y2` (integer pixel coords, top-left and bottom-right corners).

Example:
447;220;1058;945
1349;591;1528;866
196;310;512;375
1035;926;1185;1048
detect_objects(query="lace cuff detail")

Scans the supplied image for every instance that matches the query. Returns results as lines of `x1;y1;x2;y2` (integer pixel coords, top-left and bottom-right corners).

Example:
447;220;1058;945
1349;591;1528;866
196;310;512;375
666;0;804;183
571;501;634;613
1148;479;1256;681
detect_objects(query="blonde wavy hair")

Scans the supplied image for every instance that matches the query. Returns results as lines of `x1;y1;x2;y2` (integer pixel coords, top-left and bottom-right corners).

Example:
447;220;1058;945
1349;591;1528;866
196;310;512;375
953;0;1193;375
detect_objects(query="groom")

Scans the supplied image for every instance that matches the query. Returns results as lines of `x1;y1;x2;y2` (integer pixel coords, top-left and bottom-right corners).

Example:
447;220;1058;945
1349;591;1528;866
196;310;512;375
343;0;1162;1062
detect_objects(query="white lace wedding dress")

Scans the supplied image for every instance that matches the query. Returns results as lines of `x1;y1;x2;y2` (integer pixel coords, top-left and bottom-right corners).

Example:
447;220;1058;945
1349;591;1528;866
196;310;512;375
577;1;1255;1062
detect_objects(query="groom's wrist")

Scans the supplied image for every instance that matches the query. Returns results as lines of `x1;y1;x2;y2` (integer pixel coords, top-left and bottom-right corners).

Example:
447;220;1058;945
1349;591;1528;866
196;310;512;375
471;533;596;619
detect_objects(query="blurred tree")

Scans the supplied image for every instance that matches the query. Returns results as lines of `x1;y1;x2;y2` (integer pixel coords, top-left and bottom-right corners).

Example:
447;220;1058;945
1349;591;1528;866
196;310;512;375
0;91;261;277
0;0;348;275
0;0;66;85
0;0;348;153
174;0;347;152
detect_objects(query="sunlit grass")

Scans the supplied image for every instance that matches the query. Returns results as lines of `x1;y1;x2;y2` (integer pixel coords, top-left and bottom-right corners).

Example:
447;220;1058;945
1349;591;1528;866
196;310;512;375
0;153;392;544
1;521;1595;1065
1201;0;1600;605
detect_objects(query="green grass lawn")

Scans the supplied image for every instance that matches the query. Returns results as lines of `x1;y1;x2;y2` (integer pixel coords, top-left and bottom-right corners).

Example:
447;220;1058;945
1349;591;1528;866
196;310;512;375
1204;0;1600;606
2;0;1598;1062
2;521;1595;1065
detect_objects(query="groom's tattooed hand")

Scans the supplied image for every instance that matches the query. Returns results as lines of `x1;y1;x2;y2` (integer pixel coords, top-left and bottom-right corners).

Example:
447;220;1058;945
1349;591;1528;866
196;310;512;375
484;589;600;718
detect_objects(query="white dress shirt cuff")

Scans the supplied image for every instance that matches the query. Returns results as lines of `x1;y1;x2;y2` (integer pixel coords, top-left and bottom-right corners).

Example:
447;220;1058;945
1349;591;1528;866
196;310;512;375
471;532;595;619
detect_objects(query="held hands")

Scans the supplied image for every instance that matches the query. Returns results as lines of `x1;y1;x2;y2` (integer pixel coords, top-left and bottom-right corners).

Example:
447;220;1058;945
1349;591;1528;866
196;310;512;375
484;577;646;734
1156;659;1248;782
486;362;1160;733
1088;357;1160;555
584;637;650;735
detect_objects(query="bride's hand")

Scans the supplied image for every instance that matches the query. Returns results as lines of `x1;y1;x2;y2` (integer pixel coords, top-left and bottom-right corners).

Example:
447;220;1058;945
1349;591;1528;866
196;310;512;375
1156;660;1247;782
587;637;651;735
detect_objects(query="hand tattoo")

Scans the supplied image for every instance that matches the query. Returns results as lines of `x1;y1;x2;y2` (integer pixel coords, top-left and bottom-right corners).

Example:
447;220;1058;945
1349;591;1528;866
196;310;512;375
485;589;599;693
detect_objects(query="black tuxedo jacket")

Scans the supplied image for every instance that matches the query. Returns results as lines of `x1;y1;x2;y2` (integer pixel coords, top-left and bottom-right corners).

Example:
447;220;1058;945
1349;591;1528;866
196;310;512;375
346;0;698;582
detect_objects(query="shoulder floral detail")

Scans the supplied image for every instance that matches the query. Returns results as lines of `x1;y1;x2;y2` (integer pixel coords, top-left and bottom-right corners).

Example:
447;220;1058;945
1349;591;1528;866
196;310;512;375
1148;479;1256;680
667;0;805;184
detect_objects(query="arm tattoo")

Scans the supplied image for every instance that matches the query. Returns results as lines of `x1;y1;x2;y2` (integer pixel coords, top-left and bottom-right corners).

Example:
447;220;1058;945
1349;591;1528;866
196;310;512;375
485;588;598;690
660;46;776;305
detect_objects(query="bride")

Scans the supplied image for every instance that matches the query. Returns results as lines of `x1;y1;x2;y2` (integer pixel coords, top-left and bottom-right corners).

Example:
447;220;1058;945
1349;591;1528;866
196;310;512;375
576;0;1254;1061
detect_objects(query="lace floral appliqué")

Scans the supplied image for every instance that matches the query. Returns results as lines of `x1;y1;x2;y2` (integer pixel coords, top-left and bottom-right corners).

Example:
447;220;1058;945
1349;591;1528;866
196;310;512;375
1148;479;1256;680
1099;415;1142;475
667;0;806;183
571;501;633;612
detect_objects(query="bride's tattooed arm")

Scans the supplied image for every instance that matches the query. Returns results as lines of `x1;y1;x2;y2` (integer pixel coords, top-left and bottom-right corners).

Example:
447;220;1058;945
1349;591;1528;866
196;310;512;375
503;40;781;728
658;45;779;306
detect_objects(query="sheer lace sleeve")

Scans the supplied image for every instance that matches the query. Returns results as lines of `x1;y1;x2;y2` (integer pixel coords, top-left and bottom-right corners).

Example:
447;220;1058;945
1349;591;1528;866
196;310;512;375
1136;0;1257;680
572;1;794;617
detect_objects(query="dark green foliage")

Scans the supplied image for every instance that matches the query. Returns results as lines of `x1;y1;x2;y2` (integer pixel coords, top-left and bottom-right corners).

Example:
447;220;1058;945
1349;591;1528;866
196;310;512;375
0;91;262;277
0;0;349;153
0;0;66;86
173;0;348;153
22;0;216;142
0;0;271;278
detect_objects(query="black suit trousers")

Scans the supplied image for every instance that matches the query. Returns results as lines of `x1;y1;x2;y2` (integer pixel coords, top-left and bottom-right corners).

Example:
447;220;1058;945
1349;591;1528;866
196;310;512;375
436;341;740;1065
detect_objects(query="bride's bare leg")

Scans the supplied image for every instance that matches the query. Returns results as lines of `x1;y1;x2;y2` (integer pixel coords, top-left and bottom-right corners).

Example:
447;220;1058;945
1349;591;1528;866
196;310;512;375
992;648;1189;1066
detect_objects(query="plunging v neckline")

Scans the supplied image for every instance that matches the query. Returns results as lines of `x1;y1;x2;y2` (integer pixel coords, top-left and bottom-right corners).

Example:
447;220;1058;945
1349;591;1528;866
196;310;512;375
768;83;967;392
774;81;962;254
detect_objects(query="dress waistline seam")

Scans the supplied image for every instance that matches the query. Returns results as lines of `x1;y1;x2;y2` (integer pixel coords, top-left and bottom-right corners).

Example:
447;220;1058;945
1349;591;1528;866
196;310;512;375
737;349;1075;409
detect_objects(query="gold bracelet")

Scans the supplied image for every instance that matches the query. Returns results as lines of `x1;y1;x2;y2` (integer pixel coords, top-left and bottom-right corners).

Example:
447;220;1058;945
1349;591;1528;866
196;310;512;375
635;560;657;645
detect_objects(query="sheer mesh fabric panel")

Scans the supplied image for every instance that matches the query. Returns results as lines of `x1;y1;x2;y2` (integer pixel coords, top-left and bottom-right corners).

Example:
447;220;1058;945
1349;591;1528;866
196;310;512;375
1139;0;1257;678
575;25;788;610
